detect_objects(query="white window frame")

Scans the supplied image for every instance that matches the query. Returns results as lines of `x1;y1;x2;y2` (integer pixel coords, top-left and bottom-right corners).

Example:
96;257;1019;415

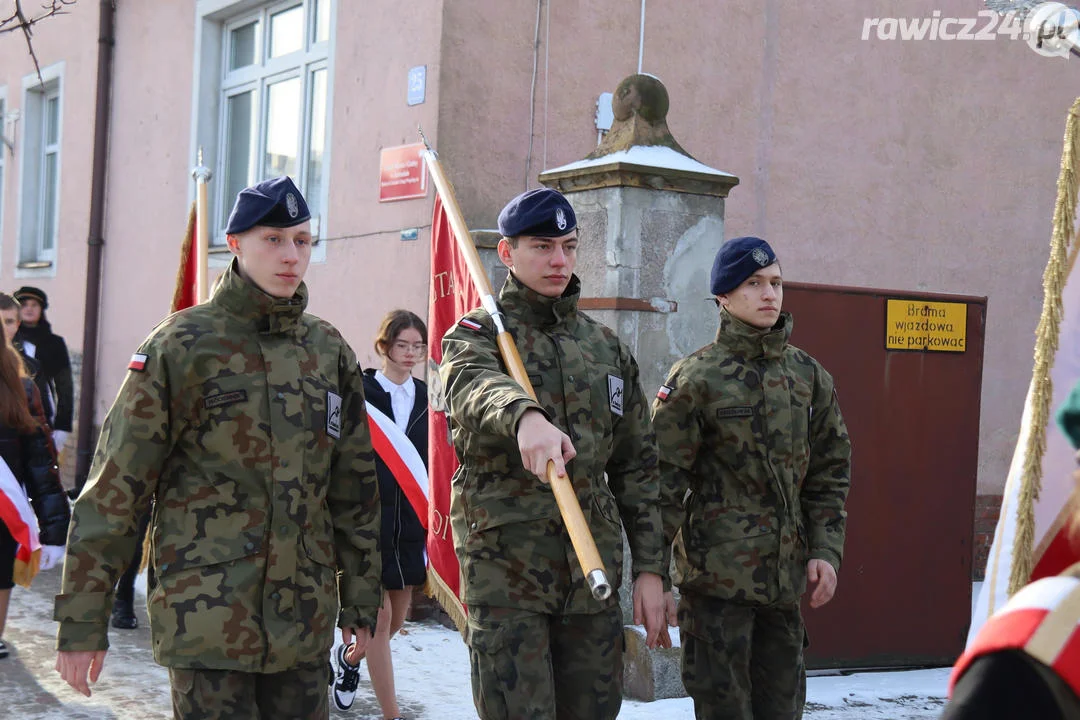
193;0;334;265
0;86;8;266
16;62;64;277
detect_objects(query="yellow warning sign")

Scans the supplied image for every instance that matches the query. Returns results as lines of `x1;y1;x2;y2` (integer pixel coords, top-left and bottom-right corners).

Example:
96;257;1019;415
885;299;967;352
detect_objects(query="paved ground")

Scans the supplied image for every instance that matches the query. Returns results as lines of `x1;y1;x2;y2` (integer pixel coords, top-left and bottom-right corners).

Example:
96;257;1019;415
2;565;949;719
1;568;398;719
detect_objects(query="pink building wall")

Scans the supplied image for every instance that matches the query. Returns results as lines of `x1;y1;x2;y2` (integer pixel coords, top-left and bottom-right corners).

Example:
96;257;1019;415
0;5;97;356
0;0;1074;498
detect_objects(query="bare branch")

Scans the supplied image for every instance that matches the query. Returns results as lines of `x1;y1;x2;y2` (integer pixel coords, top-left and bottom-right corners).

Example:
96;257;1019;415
1;1;78;89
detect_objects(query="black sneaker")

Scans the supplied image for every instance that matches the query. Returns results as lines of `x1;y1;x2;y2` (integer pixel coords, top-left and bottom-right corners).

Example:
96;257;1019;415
0;639;8;658
332;643;361;710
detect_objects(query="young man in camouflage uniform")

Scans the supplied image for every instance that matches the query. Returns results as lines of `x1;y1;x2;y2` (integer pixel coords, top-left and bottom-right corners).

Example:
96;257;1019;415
652;236;851;720
440;187;675;720
54;177;382;719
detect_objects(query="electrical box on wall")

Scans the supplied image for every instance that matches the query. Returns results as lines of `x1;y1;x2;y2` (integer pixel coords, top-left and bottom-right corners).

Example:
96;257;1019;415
595;92;614;132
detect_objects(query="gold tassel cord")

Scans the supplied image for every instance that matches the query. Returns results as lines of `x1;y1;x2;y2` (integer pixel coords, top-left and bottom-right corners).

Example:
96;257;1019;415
424;569;468;639
1010;97;1080;596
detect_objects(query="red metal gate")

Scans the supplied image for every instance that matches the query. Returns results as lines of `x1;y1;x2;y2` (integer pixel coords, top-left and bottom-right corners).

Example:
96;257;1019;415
784;282;986;668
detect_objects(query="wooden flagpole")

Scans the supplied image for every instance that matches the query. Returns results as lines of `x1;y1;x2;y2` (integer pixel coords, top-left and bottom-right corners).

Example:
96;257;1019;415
419;132;612;601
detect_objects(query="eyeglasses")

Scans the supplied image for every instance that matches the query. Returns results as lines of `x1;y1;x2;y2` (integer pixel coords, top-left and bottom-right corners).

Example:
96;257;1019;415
393;341;427;354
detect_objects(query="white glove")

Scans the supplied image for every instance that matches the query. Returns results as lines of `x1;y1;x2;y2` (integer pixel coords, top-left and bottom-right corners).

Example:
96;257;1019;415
39;545;65;571
51;430;68;451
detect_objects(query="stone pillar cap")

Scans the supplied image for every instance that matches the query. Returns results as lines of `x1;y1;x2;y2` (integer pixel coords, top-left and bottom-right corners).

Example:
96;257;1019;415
539;73;739;197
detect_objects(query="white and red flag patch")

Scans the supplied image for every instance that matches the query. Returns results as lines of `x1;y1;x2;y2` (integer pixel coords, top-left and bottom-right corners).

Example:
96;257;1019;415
457;318;483;332
656;384;674;401
128;353;148;372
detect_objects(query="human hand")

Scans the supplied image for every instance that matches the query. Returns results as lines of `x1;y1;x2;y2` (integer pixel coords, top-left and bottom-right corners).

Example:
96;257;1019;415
56;650;108;697
632;572;672;649
516;410;576;483
664;590;677;627
807;559;838;608
341;626;372;665
39;544;65;571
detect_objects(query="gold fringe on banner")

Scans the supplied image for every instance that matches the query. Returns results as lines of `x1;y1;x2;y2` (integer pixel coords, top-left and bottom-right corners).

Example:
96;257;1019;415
1010;97;1080;596
424;569;467;639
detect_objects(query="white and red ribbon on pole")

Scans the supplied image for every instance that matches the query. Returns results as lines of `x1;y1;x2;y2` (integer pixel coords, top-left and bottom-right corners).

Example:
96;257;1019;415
0;457;41;587
365;401;429;528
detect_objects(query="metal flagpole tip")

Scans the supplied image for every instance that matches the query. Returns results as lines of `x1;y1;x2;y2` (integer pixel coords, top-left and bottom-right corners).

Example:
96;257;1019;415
192;146;213;183
587;569;612;600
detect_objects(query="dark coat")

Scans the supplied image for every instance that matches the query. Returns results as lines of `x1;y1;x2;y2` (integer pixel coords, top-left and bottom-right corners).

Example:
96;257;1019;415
15;319;73;432
942;650;1079;720
2;379;69;545
362;369;428;590
15;344;55;428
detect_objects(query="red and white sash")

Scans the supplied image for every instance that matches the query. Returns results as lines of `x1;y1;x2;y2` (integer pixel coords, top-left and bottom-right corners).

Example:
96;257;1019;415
365;401;429;529
0;457;41;587
952;572;1080;697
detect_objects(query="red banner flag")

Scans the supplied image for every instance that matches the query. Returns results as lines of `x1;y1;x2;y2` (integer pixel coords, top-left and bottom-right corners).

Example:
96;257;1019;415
172;202;199;313
426;194;480;632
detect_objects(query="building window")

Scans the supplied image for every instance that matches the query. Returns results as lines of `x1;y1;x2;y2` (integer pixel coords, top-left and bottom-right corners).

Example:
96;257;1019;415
213;0;331;245
0;92;7;245
18;65;63;272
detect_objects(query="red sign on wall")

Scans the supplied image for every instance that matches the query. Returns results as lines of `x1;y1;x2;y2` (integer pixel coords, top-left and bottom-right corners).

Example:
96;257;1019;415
379;143;428;202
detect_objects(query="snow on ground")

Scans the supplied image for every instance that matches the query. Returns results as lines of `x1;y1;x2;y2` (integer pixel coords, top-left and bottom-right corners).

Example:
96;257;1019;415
5;571;950;719
332;621;948;720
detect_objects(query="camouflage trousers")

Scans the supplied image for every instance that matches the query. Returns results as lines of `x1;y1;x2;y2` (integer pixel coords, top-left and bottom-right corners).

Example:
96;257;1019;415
679;592;806;720
168;660;330;720
467;604;624;720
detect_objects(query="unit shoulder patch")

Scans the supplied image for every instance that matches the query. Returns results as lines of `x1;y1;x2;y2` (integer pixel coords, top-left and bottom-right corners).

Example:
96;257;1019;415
607;374;624;416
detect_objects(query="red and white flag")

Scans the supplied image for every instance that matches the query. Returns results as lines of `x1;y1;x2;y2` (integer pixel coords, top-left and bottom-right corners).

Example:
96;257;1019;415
172;202;199;313
366;401;428;526
426;193;480;632
0;457;42;587
957;574;1080;695
971;255;1080;642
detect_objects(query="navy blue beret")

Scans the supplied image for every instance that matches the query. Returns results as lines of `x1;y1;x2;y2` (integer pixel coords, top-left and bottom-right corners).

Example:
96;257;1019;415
710;237;778;295
225;176;311;235
498;188;577;238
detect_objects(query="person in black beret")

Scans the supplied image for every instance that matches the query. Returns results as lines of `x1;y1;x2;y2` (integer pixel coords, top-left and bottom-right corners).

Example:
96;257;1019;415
13;285;73;457
439;186;675;719
55;176;382;719
651;236;852;719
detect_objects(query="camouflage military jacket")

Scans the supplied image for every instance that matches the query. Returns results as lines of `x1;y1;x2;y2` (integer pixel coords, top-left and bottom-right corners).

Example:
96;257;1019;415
55;259;381;671
652;309;850;606
440;273;666;615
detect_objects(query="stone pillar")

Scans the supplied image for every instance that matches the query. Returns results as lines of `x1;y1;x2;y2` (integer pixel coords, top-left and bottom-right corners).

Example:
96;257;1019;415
538;74;739;702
